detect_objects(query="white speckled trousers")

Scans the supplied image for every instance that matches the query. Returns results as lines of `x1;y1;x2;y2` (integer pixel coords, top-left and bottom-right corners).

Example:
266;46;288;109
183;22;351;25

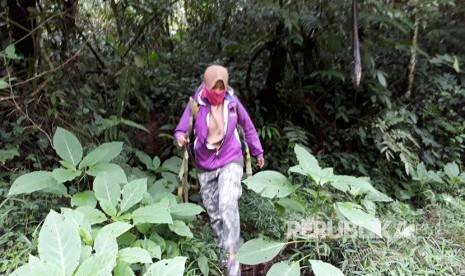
197;162;244;253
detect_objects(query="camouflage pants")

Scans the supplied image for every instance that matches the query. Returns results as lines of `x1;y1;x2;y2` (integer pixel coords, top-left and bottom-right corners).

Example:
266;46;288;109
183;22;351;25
198;162;243;253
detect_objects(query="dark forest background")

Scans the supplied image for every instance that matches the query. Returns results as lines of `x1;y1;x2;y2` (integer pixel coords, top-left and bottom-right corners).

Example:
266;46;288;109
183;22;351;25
1;0;465;275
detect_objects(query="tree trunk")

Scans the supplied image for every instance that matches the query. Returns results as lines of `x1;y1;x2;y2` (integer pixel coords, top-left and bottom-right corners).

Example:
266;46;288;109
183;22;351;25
257;23;287;120
7;0;37;59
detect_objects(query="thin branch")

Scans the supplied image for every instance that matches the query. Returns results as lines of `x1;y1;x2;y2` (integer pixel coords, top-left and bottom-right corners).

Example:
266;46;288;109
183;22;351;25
4;56;53;147
123;14;159;59
122;0;177;59
11;37;90;87
109;0;123;40
1;13;61;52
76;27;106;68
0;95;18;101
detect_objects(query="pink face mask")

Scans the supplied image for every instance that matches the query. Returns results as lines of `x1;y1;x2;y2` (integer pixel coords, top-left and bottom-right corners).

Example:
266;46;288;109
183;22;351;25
205;86;226;105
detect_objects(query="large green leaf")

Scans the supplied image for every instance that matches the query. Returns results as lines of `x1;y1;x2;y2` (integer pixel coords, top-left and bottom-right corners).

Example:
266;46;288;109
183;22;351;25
334;202;382;238
10;264;31;276
117;247;152;264
310;168;334;185
365;190;393;202
309;260;344;276
332;175;373;195
267;261;300;276
100;199;117;217
289;144;321;176
170;203;204;219
93;171;122;215
10;255;63;276
87;163;128;182
161;156;182;173
143;256;187;276
237;238;285;265
52;168;81;183
94;221;133;256
131;204;173;225
168;220;193;238
94;232;118;255
75;206;106;225
53;127;83;167
119;178;147;214
71;191;98;208
135;150;154;170
8;171;67;196
79;142;123;169
61;208;92;244
275;198;306;213
243;171;295;198
133;239;162;260
100;221;133;237
74;252;116;276
80;246;92;264
444;162;460;178
114;260;135;276
38;210;81;275
197;254;209;276
331;175;392;202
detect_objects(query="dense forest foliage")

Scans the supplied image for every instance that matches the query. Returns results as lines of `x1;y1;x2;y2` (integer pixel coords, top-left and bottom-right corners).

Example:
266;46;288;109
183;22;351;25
1;0;465;275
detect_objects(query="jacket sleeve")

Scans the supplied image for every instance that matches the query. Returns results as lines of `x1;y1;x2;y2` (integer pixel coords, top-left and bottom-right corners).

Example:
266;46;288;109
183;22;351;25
236;98;264;158
174;83;205;141
174;101;192;142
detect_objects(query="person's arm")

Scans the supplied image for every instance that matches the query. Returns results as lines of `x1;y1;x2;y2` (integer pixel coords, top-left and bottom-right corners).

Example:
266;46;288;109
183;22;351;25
174;102;192;147
174;84;205;147
236;99;264;168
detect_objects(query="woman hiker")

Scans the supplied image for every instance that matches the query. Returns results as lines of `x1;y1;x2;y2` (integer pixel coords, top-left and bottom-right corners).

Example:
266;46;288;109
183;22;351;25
174;65;265;276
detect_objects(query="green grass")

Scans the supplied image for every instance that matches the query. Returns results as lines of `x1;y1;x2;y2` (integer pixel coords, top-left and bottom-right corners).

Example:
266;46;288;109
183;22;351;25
343;199;465;275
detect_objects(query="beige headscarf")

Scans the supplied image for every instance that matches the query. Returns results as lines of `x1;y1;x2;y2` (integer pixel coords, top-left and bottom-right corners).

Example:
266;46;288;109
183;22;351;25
204;65;228;148
204;65;229;89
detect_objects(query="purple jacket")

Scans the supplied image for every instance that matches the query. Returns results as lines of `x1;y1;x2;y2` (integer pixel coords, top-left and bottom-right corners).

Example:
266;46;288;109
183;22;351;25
174;84;264;171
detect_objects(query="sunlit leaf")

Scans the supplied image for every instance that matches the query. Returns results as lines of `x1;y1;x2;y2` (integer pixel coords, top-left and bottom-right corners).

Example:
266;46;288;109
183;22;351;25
131;204;173;225
71;191;97;208
118;247;152;264
53;127;83;167
243;171;295;198
237;237;285;265
74;252;116;276
143;256;187;276
79;142;123;169
38;210;81;275
444;162;459;178
52;168;81;183
9;171;66;196
267;261;300;276
119;178;147;214
168;220;193;238
309;260;344;276
334;202;382;237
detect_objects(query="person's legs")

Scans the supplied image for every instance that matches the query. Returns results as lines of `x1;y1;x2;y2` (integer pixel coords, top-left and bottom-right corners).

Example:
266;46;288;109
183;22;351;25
198;169;224;249
218;162;243;275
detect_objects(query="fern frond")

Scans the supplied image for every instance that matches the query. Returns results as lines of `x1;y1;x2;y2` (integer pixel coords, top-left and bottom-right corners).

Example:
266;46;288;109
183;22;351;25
120;119;150;133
